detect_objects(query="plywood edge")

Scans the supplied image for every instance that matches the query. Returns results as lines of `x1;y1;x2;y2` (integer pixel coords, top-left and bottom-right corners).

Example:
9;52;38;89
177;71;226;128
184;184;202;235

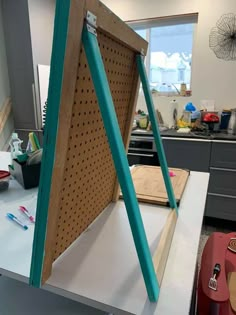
85;0;148;55
117;165;140;196
228;272;236;312
0;98;11;133
42;0;86;284
153;210;177;284
132;165;190;173
119;165;188;203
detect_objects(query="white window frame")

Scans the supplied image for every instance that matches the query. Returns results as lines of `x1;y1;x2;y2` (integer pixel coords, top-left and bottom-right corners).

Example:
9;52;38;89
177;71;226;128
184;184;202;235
127;14;198;97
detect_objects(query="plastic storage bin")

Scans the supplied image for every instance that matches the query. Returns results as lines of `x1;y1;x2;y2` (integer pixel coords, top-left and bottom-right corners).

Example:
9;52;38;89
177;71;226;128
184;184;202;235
9;159;41;189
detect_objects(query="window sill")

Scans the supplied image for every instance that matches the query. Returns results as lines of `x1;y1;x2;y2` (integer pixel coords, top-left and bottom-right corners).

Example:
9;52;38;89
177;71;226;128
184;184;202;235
151;91;192;97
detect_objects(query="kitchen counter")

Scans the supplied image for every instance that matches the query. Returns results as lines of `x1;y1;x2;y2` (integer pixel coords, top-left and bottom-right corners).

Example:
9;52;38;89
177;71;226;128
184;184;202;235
0;152;37;281
162;129;236;141
0;151;209;315
130;128;236;222
132;128;236;141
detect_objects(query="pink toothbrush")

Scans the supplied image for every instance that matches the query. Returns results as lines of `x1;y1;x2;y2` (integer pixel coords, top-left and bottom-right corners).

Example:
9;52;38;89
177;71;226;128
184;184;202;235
19;206;35;223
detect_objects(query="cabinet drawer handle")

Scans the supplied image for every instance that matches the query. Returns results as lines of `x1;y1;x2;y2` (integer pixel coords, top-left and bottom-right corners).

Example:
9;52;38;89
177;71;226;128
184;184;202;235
208;192;236;199
211;167;236;172
131;136;154;142
128;153;154;158
162;137;211;142
128;147;154;153
213;140;236;144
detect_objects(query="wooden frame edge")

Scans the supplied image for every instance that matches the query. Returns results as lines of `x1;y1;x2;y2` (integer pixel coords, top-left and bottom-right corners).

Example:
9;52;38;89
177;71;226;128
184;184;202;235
41;0;86;284
85;0;148;55
0;98;11;133
153;210;177;284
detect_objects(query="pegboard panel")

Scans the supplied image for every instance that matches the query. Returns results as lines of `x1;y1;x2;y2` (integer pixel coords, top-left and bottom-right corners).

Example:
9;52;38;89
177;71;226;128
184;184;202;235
53;30;136;260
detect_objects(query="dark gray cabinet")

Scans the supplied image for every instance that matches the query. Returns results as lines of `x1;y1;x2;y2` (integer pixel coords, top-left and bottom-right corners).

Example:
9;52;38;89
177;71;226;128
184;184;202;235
210;141;236;169
2;0;36;130
161;137;236;221
162;138;211;172
1;0;55;143
205;193;236;221
208;167;236;196
205;141;236;221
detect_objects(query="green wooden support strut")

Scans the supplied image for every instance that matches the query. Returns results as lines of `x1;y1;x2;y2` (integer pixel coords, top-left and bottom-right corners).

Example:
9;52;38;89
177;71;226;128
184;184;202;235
82;26;159;302
136;55;178;214
29;0;71;287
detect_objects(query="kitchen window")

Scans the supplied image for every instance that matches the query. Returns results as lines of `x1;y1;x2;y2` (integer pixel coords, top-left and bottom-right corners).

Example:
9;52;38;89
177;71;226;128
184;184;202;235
128;14;198;96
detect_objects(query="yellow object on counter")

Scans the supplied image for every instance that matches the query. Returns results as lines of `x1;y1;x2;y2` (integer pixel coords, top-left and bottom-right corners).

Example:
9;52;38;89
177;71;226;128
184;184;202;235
177;119;190;128
139;116;148;129
28;132;41;152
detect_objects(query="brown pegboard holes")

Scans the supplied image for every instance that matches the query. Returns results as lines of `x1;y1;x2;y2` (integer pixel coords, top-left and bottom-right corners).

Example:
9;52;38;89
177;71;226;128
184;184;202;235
53;30;136;260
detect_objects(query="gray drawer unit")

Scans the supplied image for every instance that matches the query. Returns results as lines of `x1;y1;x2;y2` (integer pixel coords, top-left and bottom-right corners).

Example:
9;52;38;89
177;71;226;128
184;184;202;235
211;142;236;169
162;138;211;172
205;193;236;221
208;167;236;196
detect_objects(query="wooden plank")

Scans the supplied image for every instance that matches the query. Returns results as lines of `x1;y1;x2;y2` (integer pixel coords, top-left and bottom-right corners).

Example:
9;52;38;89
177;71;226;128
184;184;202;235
134;195;169;206
228;272;236;312
41;0;86;284
85;0;148;54
120;166;189;205
0;98;11;133
153;210;177;284
132;166;189;200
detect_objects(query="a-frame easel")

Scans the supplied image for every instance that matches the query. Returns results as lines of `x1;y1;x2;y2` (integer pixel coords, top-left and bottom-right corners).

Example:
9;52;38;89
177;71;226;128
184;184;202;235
82;15;178;301
30;0;178;303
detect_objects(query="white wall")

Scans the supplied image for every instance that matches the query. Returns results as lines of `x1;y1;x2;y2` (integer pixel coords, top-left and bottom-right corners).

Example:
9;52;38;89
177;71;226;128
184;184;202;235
192;0;236;110
28;0;55;67
102;0;199;21
28;0;55;129
0;0;10;109
102;0;236;123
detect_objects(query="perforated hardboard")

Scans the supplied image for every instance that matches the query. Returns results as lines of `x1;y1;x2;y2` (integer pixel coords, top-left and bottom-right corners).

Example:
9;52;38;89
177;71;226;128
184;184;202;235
38;0;148;283
53;32;136;259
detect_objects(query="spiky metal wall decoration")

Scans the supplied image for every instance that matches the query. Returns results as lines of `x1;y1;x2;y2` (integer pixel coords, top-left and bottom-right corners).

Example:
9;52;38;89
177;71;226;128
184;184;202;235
209;13;236;60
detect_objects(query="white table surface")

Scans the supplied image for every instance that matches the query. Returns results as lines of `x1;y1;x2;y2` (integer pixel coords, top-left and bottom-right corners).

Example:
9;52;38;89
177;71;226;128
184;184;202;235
44;171;209;315
0;152;209;315
0;152;37;281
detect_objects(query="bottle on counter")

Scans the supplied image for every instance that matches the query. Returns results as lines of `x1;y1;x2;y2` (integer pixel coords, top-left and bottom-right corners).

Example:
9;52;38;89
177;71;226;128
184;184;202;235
9;133;23;160
164;99;178;129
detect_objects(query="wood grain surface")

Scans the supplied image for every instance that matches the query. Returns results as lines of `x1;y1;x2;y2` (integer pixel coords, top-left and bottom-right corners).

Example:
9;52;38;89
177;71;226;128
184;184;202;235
153;210;177;284
42;0;146;283
121;165;189;205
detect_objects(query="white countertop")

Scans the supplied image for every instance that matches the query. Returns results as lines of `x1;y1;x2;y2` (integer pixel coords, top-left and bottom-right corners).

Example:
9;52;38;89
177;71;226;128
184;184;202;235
0;152;37;281
44;171;209;315
0;152;209;314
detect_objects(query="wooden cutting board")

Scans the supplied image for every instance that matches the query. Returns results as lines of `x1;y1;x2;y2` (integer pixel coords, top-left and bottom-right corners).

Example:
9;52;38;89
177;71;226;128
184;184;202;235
121;165;189;206
228;272;236;312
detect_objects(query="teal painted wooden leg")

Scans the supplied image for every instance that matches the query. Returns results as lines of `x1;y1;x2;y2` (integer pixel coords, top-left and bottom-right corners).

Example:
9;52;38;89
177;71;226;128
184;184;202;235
82;26;159;302
136;55;178;213
30;0;71;287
